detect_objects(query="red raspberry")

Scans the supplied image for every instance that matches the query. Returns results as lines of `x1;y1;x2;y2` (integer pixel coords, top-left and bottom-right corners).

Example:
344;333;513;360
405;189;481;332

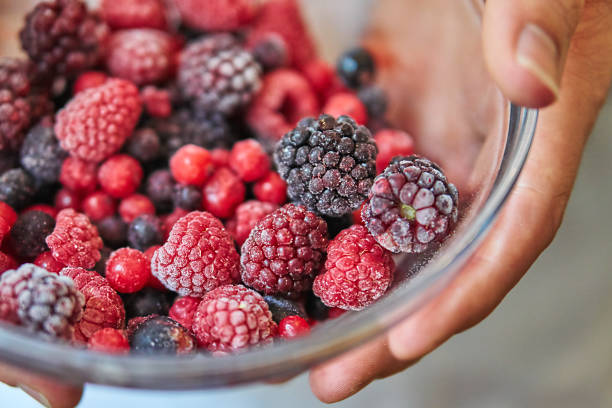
46;209;103;269
240;204;328;298
0;251;17;275
34;252;65;274
253;171;287;205
169;296;200;331
229;140;270;182
98;154;144;199
192;285;277;352
118;194;155;223
141;86;172;118
226;200;278;246
211;149;230;169
313;225;395;311
247;0;316;69
54;189;81;211
106;247;150;293
278;315;310;339
247;69;318;143
82;192;116;222
88;328;130;354
59;157;98;194
101;0;167;30
144;245;166;291
302;60;348;104
60;267;126;342
160;208;188;240
202;168;246;219
174;0;258;31
374;129;415;174
73;71;108;94
22;204;58;219
323;93;368;126
170;145;213;187
55;79;142;163
151;211;240;297
106;29;176;86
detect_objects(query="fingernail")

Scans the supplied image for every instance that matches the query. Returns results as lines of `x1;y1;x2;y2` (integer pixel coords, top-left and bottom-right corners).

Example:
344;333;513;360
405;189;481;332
516;23;561;98
18;383;52;408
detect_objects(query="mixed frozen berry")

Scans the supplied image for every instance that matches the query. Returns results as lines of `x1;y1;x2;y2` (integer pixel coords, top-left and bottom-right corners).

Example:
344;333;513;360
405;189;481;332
0;0;460;356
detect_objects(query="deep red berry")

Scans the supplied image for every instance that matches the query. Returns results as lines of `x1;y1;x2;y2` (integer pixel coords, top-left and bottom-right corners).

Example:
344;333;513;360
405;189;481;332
141;86;172;118
46;209;103;269
192;285;277;352
229;139;270;182
118;194;155;223
168;296;200;331
101;0;167;30
170;145;213;187
144;245;166;291
106;247;150;293
210;148;230;169
302;60;347;104
73;71;108;94
323;93;368;125
247;69;318;142
98;154;144;199
22;204;57;219
151;211;240;297
55;79;142;163
278;315;310;339
59;157;98;194
202;168;246;219
253;171;287;205
240;204;328;298
174;0;258;31
54;188;81;211
0;202;17;228
374;129;415;174
226;200;278;246
313;225;395;310
88;328;130;354
160;208;188;240
34;251;65;274
82;192;116;222
0;251;17;275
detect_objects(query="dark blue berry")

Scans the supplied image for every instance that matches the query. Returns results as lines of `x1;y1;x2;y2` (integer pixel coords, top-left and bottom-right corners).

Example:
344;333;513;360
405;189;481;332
0;168;36;210
123;287;175;319
127;215;163;251
264;295;306;324
20;123;67;184
357;86;388;120
130;316;196;355
172;184;202;211
336;47;376;89
305;291;330;321
8;210;55;259
125;128;161;163
97;215;128;249
251;33;288;72
146;169;175;213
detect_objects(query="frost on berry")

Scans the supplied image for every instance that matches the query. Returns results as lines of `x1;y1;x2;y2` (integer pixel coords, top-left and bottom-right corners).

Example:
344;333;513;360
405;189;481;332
46;209;103;269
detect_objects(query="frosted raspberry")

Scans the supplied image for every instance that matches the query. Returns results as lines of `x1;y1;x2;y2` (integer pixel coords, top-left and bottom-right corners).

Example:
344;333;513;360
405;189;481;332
98;154;144;199
88;328;130;354
313;225;394;311
174;0;259;31
60;267;126;342
101;0;167;30
59;157;98;193
240;204;328;298
226;200;278;246
151;212;240;297
229;139;270;183
46;209;103;269
192;285;277;352
168;296;200;331
55;79;142;163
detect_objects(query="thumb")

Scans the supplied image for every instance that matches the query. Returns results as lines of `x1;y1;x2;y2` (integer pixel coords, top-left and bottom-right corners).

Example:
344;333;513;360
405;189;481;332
482;0;585;107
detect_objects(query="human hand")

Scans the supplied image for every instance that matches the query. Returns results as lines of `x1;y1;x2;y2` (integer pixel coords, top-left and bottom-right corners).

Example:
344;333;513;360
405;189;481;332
310;0;612;402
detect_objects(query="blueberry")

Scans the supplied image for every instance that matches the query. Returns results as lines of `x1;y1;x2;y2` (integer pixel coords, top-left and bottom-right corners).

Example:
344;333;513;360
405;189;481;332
127;215;163;251
130;316;196;355
264;295;306;324
9;210;55;259
357;86;388;119
305;291;329;321
172;184;202;211
0;168;36;210
146;170;175;213
123;287;175;319
97;215;128;248
125;128;161;163
336;47;376;89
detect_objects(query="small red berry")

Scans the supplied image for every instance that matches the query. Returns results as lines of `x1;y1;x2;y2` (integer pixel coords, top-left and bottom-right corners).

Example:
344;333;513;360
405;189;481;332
322;93;368;125
73;71;108;94
302;60;347;104
0;251;17;275
210;148;230;169
118;194;155;224
168;296;200;331
106;247;150;293
174;0;258;31
141;86;172;118
82;192;116;222
226;200;278;246
0;202;17;227
98;155;144;199
170;145;213;187
253;172;287;205
278;315;310;339
22;204;57;218
88;328;130;354
34;251;65;274
101;0;167;30
374;129;415;174
59;157;98;194
202;168;246;219
54;189;81;211
229;139;270;182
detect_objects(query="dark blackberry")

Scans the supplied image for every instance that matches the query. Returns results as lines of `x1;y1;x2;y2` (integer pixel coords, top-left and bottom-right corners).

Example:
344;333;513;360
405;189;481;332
124;128;161;163
336;47;376;89
0;58;32;97
172;184;202;211
250;33;288;72
129;315;196;355
20;122;67;184
0;168;36;210
8;211;55;259
127;215;163;251
0;89;32;151
94;247;112;277
19;0;109;84
274;114;378;217
145;169;175;213
97;216;128;248
178;34;262;115
305;291;329;321
357;86;388;120
264;295;306;324
123;287;175;319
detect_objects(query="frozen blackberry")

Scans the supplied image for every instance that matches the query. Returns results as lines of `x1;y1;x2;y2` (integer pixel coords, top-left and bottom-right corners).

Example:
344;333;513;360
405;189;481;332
146;170;175;213
172;185;202;211
9;211;55;259
97;216;128;248
0;58;32;97
0;89;32;152
20;123;67;184
178;34;262;115
127;215;163;251
274;115;378;217
130;315;196;355
123;287;174;319
357;86;388;120
19;0;109;83
0;168;36;210
362;156;459;253
336;47;376;89
264;295;306;324
124;128;161;163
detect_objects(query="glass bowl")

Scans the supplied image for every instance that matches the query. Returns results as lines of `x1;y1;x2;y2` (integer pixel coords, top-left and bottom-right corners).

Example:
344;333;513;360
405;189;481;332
0;0;537;389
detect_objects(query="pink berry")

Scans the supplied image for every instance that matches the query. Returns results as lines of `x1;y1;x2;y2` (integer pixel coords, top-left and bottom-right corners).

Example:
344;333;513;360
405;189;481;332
202;168;246;219
33;251;65;274
88;328;130;354
118;194;155;223
82;191;116;222
229;139;270;182
226;200;279;246
170;145;213;187
141;86;172;118
54;189;81;211
106;247;150;293
169;296;200;331
59;157;98;194
323;93;368;125
210;148;230;169
278;315;310;339
252;171;287;205
100;0;167;30
73;71;108;94
98;154;144;199
374;129;415;174
46;209;103;269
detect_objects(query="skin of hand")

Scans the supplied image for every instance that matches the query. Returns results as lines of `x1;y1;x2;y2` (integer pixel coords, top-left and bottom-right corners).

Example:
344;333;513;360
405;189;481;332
310;0;612;403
